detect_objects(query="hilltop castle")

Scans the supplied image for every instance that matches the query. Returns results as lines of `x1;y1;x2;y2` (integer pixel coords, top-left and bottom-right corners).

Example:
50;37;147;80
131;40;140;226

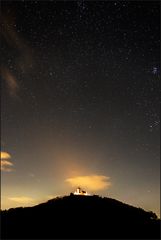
73;187;89;195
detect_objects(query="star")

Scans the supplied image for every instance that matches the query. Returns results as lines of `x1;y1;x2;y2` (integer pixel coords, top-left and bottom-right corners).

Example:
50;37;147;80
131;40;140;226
49;72;53;76
152;67;158;75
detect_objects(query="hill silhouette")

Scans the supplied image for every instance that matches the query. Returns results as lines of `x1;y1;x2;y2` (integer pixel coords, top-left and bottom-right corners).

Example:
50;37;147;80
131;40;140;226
1;194;160;239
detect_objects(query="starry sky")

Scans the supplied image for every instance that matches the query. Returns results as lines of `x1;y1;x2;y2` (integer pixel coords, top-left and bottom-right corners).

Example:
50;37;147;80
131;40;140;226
1;1;160;216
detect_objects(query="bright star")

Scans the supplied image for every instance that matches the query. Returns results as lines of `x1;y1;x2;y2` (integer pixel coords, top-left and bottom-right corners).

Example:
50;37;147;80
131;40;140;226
152;67;158;75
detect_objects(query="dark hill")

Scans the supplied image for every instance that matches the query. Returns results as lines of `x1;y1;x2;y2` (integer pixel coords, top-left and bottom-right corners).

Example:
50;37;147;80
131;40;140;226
1;194;160;239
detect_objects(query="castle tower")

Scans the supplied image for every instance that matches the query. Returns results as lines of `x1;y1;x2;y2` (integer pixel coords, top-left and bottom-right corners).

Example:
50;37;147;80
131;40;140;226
74;187;89;195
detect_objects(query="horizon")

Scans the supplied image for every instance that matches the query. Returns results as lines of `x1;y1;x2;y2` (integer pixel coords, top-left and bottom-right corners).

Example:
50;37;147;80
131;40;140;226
1;188;160;219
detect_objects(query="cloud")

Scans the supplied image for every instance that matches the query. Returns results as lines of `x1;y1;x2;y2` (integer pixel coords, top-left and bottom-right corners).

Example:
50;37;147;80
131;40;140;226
1;12;34;99
1;12;30;52
66;175;111;191
1;151;11;159
1;67;19;97
1;13;34;73
1;160;13;172
8;197;34;204
1;151;14;172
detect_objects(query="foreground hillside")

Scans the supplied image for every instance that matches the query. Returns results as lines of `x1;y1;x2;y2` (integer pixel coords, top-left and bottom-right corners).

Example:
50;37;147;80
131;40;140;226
1;194;160;239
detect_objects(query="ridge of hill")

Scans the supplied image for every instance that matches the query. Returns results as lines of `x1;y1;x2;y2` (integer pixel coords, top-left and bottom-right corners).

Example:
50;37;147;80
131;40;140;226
1;194;160;239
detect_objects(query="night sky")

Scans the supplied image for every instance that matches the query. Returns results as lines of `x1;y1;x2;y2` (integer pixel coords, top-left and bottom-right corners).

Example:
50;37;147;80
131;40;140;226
1;1;160;216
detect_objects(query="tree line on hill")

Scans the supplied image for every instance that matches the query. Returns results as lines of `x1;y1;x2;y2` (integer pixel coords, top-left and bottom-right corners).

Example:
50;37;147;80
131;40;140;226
1;194;160;239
